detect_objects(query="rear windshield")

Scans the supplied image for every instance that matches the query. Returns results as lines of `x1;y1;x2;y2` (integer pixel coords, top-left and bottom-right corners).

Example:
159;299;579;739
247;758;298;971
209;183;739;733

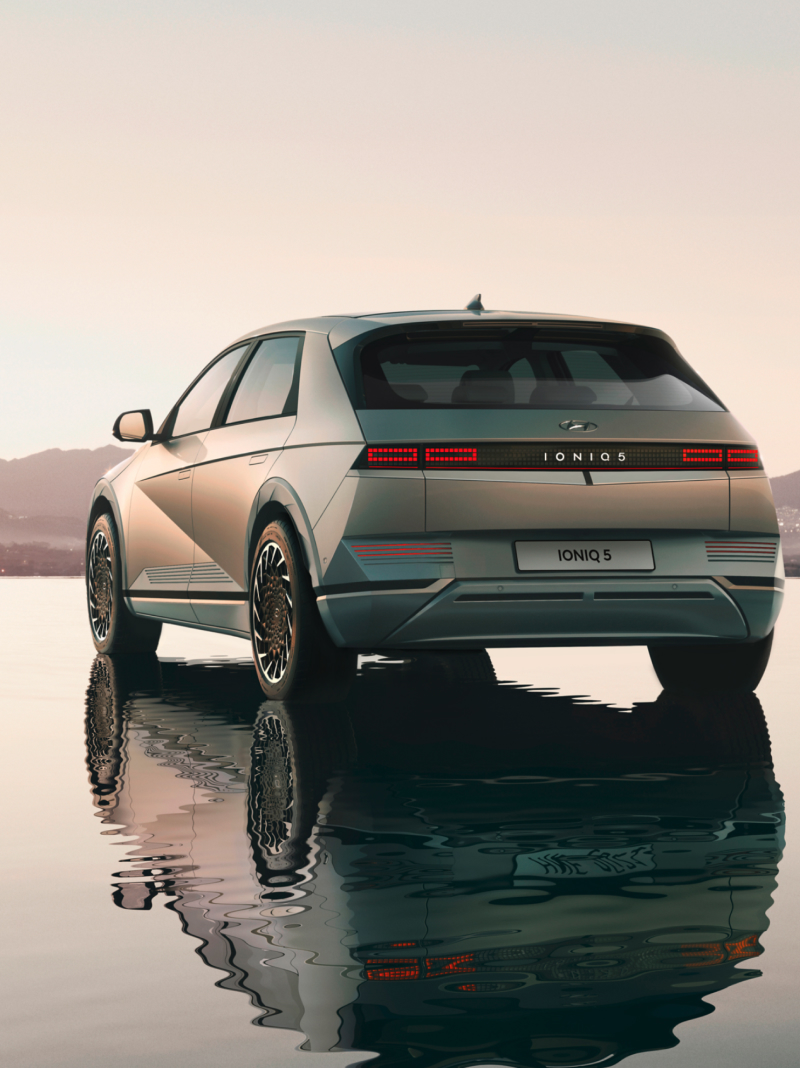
358;329;724;412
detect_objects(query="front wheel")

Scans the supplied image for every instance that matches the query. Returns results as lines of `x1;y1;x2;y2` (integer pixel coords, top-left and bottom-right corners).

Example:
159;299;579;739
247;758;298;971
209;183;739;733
648;632;773;693
249;520;357;701
86;513;162;654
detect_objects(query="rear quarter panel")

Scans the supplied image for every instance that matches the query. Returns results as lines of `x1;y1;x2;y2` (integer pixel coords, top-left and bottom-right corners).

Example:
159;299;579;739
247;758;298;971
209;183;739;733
729;472;779;534
262;330;365;585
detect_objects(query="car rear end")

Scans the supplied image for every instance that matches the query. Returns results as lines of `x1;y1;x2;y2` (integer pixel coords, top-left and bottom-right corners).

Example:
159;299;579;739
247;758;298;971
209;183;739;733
315;312;782;654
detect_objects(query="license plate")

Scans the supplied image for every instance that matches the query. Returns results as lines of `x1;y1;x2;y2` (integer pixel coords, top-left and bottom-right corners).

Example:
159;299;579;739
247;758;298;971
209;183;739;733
515;540;654;571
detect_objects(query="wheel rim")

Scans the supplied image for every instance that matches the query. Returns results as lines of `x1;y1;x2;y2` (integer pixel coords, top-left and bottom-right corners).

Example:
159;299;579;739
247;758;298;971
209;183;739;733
252;541;293;684
88;530;114;641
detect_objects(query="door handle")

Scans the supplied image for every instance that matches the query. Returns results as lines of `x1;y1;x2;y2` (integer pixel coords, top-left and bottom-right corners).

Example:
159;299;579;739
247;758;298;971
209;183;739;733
178;468;191;480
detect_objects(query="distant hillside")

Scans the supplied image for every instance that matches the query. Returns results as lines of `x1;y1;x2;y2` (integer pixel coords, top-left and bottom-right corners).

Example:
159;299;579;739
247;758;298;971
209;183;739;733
0;543;84;576
770;469;800;510
0;509;84;548
0;446;133;519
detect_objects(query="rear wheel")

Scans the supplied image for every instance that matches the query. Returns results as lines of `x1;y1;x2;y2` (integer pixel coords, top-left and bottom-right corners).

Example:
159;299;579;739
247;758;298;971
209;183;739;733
249;519;357;701
86;513;162;654
648;632;773;693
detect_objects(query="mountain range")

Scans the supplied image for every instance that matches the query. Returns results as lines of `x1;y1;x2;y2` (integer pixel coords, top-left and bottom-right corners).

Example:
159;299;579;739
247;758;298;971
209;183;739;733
0;446;132;572
0;445;133;521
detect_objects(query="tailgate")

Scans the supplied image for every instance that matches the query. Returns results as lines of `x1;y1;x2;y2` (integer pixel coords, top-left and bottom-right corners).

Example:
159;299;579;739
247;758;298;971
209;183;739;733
424;470;729;531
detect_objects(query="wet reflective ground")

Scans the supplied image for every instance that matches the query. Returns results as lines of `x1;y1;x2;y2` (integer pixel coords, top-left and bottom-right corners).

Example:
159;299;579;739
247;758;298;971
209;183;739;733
3;580;800;1067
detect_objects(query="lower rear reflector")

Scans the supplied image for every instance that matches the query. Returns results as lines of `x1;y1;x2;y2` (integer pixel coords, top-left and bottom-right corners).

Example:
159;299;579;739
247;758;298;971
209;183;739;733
351;541;454;564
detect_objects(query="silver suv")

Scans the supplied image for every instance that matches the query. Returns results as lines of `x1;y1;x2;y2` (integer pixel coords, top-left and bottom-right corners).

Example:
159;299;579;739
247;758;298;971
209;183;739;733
87;302;783;696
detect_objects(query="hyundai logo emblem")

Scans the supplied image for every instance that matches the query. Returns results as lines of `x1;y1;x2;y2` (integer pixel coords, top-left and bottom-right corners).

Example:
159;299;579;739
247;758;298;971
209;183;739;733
559;419;598;432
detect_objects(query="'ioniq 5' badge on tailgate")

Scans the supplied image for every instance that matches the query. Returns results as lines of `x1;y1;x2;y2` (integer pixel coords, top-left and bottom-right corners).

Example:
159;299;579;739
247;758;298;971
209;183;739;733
516;541;655;571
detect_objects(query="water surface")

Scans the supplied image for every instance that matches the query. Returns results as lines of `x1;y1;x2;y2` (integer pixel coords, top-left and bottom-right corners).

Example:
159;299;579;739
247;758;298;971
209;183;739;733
2;578;799;1067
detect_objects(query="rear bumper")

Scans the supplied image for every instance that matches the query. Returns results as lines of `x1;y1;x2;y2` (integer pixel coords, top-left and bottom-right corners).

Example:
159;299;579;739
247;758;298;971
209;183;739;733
319;575;782;649
316;531;783;649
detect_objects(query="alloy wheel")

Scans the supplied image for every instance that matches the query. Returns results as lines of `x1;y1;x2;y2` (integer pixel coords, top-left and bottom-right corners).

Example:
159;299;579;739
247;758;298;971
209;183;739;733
88;530;114;641
252;541;294;684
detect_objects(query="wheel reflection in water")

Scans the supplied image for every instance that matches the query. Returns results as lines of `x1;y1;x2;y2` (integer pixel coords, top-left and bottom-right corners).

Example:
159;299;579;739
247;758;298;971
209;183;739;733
85;652;784;1067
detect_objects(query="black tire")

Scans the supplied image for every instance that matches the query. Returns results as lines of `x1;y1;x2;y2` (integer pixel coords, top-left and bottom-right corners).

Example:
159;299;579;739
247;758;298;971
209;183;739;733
86;513;162;654
648;631;774;694
249;519;357;701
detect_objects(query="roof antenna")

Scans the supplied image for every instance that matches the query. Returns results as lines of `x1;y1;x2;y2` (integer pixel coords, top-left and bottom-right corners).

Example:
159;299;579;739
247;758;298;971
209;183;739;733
464;293;484;311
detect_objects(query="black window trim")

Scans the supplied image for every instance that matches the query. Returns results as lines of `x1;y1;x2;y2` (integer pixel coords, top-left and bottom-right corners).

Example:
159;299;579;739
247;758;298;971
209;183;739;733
158;341;256;441
157;332;305;442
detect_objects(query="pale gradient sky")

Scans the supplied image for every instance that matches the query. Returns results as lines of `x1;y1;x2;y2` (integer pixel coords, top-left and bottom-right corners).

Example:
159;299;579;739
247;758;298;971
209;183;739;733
1;1;799;472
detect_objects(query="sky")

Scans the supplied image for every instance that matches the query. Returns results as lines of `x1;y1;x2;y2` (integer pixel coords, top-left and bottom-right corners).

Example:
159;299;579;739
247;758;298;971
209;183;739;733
1;0;799;472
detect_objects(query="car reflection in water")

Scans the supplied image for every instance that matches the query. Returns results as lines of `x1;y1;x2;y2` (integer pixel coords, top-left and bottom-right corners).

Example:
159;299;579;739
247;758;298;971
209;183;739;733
85;652;784;1068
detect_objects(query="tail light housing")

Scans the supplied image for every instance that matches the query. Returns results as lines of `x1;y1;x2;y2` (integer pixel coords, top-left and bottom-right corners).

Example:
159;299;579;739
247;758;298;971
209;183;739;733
356;443;761;471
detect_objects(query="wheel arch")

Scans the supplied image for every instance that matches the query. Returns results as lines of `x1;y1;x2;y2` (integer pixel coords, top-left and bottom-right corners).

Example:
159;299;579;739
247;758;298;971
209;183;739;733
246;478;322;590
86;484;128;586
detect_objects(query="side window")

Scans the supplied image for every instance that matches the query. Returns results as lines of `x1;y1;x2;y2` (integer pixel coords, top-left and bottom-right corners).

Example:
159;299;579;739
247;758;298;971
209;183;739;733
171;345;248;438
225;336;301;425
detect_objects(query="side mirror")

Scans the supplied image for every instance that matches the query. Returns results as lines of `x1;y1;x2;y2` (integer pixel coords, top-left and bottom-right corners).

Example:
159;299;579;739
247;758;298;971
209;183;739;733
113;409;154;442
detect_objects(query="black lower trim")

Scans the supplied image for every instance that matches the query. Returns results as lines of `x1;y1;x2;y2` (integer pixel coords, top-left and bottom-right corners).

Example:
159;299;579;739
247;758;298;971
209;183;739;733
456;593;583;602
724;575;785;589
125;590;247;601
316;579;440;596
594;592;713;600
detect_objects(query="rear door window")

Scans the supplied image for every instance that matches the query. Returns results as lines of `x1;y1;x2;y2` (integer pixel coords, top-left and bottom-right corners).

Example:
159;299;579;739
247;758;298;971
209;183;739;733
224;336;301;424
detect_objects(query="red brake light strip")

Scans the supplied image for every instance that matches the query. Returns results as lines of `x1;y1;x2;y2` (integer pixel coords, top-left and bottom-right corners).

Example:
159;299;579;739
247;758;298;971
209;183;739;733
363;443;761;470
683;448;723;463
425;447;478;463
366;446;418;465
728;448;759;464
